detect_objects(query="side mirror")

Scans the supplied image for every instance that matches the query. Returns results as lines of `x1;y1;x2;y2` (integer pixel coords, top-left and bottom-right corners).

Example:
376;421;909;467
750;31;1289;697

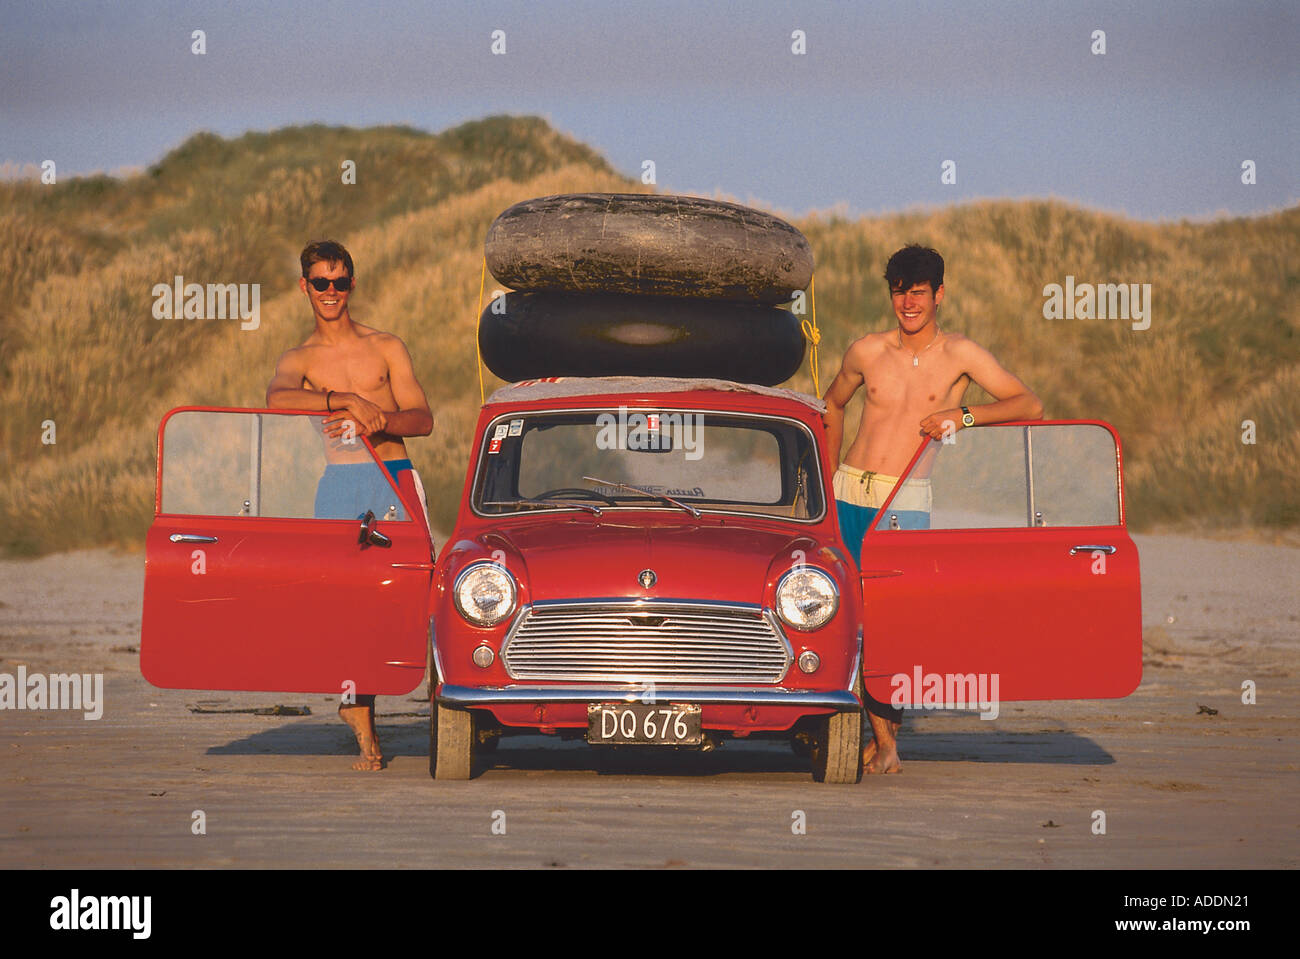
358;510;392;549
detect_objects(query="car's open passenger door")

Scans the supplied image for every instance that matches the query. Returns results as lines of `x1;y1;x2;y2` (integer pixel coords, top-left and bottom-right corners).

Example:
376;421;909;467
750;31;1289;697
141;408;433;694
858;421;1141;706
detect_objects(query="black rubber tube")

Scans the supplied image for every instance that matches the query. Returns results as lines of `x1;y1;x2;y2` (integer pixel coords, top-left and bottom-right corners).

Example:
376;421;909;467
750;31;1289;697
478;292;807;386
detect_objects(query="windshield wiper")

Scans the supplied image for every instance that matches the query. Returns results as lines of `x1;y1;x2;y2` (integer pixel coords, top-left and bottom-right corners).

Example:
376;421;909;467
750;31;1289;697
580;475;701;518
484;499;603;515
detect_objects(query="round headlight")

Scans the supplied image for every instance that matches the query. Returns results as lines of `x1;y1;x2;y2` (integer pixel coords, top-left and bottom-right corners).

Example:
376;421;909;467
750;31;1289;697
453;562;517;627
775;568;839;631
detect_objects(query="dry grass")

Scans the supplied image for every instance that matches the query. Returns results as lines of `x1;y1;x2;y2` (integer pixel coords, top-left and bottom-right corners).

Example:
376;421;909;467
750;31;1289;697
1;118;1296;554
800;201;1299;531
1126;364;1300;529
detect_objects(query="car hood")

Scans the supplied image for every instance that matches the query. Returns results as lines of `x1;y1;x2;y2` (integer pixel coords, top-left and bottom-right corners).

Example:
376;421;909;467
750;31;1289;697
481;516;818;602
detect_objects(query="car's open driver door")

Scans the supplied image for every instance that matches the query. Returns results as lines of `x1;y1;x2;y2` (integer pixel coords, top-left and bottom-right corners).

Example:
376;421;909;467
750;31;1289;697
858;421;1142;707
141;408;433;694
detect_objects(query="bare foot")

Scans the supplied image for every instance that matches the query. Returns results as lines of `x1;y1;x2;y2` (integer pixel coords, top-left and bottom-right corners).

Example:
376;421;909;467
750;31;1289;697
338;702;384;771
864;713;902;774
865;742;902;774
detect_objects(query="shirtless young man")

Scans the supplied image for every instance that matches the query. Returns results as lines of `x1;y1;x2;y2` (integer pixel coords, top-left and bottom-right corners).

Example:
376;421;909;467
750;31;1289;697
266;239;434;771
823;245;1042;774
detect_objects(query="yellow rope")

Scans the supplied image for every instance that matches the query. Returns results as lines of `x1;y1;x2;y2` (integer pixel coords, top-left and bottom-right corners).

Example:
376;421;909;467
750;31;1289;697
801;274;821;397
474;256;487;405
790;281;820;519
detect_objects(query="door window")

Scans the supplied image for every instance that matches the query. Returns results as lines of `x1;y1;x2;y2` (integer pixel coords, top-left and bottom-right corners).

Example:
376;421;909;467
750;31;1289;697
870;423;1121;532
160;410;409;521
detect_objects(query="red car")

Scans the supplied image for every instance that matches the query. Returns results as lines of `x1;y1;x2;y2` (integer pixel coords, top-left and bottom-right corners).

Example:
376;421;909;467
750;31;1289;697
141;379;1141;783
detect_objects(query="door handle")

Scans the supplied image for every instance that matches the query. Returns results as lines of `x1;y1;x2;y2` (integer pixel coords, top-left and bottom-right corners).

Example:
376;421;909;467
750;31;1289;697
170;534;218;544
1069;544;1116;555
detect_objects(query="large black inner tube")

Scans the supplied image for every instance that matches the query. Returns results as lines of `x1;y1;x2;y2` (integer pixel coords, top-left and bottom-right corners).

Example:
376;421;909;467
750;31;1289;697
478;292;807;386
485;193;814;304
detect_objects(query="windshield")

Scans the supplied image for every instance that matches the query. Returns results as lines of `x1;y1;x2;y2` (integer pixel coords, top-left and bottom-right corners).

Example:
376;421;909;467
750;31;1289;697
473;408;825;521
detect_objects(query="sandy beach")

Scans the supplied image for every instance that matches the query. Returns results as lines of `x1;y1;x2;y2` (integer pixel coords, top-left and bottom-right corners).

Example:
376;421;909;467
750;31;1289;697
1;532;1296;868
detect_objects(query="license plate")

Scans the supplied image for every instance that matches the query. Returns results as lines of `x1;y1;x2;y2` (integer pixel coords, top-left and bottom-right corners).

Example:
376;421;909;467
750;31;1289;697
587;703;703;745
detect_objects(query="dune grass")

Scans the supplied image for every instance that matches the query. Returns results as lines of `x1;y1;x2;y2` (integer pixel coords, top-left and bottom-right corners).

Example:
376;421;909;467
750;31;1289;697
1;117;1295;555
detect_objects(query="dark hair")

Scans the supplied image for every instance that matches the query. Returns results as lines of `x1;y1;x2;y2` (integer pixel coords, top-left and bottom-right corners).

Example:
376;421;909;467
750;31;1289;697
300;239;354;278
884;245;944;293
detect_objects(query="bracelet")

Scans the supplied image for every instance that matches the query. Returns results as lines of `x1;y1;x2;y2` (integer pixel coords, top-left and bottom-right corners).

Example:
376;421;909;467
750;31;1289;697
326;390;334;412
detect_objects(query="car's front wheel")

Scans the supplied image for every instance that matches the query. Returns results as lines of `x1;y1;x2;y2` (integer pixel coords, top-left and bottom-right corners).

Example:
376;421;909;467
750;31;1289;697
429;697;477;780
810;673;864;784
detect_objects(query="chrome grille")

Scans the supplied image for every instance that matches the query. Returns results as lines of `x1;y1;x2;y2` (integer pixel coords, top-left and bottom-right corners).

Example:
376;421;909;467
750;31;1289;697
501;601;792;683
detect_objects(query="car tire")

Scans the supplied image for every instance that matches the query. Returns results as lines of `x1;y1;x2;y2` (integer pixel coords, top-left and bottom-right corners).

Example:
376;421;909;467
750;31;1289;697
811;674;864;784
429;697;476;780
485;193;814;303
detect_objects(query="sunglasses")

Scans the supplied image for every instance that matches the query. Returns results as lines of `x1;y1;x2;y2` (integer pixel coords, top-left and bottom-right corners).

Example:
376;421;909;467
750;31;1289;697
307;276;353;292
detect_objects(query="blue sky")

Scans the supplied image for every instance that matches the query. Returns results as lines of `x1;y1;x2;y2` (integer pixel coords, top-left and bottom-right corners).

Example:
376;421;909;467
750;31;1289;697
2;0;1295;220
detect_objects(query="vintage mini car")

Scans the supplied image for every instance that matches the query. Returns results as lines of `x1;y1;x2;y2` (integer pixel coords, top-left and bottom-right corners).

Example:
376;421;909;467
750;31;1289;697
140;378;1142;783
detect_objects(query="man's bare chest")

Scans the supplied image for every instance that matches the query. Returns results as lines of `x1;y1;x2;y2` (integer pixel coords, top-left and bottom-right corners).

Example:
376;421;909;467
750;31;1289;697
862;353;965;409
301;347;391;394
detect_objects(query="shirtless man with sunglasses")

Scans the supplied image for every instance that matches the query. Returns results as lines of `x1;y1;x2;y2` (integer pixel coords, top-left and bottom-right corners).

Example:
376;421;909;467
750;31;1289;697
266;239;434;771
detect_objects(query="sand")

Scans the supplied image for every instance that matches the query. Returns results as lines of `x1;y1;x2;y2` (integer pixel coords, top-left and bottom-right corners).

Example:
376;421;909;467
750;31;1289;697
1;532;1296;868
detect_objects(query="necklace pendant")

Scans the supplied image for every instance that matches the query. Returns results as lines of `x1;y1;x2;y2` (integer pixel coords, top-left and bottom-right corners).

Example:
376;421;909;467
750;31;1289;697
913;356;919;367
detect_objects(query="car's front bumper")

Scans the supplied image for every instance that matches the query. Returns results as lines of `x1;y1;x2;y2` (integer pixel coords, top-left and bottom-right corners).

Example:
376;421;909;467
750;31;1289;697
438;683;861;710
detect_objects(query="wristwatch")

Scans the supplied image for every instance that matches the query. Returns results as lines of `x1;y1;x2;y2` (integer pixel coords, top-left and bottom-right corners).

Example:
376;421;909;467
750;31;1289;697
960;406;975;428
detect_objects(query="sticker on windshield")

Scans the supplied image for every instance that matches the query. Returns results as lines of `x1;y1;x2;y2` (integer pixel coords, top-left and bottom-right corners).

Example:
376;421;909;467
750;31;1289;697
489;438;502;455
592;483;705;499
667;486;704;497
493;424;509;441
508;419;523;437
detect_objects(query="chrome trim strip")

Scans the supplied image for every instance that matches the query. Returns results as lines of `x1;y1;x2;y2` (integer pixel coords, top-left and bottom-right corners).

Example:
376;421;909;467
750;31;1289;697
428;617;445;686
763;608;795;683
1024;425;1036;529
529;597;762;611
848;626;863;704
438;683;860;710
